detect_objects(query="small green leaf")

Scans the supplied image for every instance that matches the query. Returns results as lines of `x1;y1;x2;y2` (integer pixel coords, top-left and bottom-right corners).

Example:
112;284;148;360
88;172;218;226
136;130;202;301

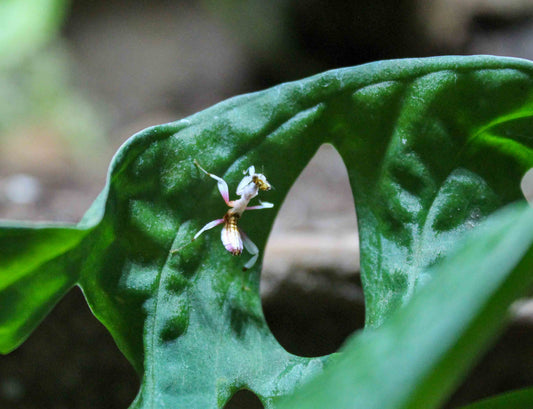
459;387;533;409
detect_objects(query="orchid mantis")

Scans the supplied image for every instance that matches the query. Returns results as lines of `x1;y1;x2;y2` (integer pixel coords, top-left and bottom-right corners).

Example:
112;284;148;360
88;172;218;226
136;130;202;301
192;160;274;270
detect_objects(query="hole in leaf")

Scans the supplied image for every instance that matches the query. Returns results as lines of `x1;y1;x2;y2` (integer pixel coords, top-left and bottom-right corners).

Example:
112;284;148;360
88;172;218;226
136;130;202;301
261;144;364;357
223;389;264;409
521;168;533;205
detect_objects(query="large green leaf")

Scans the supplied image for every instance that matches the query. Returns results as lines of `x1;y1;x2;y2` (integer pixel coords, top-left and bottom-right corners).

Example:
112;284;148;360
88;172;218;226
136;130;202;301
1;56;533;408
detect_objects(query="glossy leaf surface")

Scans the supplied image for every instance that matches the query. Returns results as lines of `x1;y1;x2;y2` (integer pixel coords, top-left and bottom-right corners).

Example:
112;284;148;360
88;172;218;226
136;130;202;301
1;56;533;408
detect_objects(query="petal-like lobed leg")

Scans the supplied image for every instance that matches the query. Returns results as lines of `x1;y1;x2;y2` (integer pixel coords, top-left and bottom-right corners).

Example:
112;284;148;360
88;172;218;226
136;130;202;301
245;200;274;211
236;175;253;195
193;218;224;241
239;228;260;271
194;160;233;206
245;165;255;176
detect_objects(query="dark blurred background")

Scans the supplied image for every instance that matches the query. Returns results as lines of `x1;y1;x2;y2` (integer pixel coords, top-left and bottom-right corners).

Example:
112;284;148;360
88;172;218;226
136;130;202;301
1;1;533;408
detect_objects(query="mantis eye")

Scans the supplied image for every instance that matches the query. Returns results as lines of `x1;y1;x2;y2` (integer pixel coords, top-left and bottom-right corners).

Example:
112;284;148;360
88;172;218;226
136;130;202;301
253;174;271;191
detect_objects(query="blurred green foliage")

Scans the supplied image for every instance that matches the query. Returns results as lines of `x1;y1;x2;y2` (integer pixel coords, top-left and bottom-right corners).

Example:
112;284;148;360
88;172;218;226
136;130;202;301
0;0;108;172
0;0;68;68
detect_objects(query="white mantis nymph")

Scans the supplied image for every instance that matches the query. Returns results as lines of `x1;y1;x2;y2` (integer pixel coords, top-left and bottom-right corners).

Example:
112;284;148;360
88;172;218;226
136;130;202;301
192;160;274;270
